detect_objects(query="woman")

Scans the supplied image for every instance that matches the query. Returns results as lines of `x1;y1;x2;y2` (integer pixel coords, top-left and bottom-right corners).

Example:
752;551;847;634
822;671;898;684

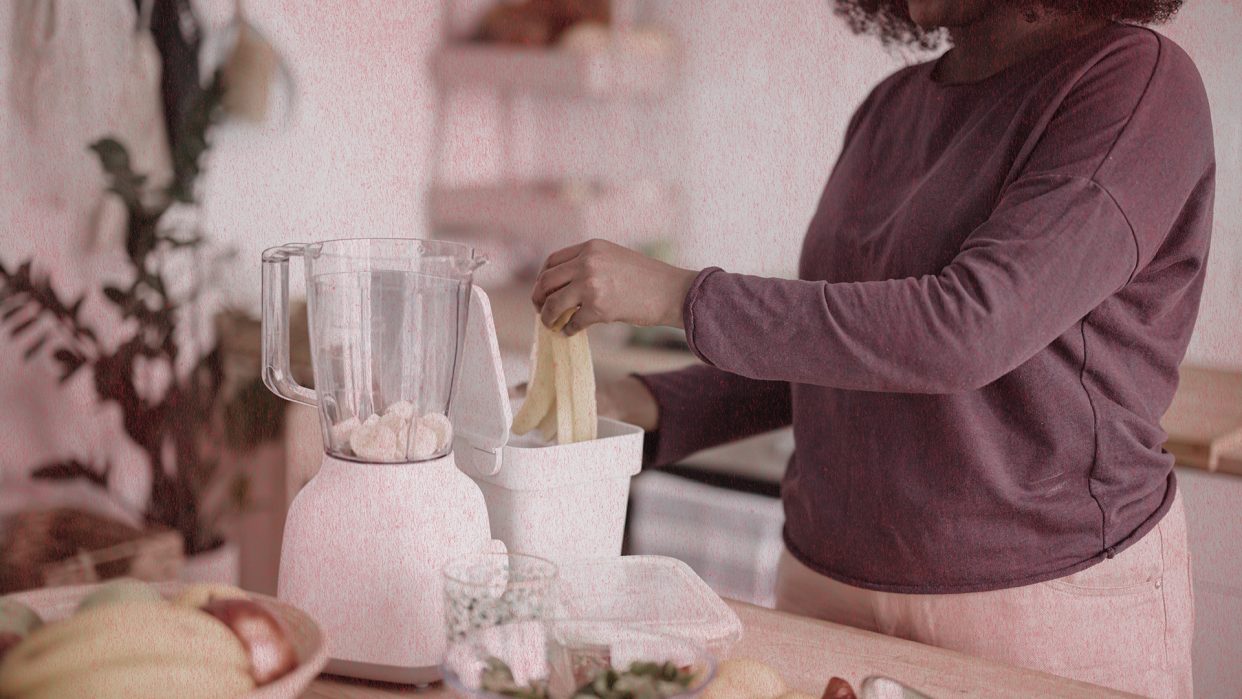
529;1;1212;697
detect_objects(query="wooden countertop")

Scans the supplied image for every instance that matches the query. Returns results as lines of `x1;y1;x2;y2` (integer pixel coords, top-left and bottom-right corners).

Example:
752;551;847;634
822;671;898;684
303;599;1141;699
1161;365;1242;475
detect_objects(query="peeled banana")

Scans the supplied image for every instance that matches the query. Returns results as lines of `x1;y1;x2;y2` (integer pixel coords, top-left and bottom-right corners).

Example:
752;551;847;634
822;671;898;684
0;596;253;699
511;308;597;445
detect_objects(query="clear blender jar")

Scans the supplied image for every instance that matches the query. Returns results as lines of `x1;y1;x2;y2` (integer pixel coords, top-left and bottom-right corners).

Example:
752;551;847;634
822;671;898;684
262;237;485;463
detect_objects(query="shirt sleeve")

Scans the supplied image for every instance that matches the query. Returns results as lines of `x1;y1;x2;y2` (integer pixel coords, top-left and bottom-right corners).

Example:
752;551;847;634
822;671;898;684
635;365;791;468
682;34;1213;395
683;174;1137;393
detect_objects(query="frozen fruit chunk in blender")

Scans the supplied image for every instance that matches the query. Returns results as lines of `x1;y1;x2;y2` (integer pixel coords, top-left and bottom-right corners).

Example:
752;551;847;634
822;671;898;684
332;404;453;461
422;412;453;451
387;400;416;422
407;420;438;459
379;411;410;450
331;416;361;446
350;414;399;461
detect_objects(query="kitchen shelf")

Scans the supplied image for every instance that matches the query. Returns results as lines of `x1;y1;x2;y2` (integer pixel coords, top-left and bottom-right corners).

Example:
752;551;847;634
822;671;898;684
430;180;677;246
429;2;686;276
432;42;678;97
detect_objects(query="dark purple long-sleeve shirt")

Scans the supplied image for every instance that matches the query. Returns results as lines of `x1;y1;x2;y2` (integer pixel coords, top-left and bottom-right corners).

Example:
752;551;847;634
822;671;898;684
638;23;1215;594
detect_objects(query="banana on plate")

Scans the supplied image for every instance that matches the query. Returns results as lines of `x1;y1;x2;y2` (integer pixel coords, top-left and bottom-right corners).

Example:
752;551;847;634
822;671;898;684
510;307;597;445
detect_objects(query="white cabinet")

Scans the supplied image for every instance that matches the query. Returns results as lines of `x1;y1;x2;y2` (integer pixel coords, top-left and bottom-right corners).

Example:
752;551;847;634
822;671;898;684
432;43;677;97
1174;467;1242;697
430;180;676;250
628;470;785;608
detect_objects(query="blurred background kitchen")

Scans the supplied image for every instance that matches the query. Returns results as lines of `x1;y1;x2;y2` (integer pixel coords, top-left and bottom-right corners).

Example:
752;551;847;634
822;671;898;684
1;0;1239;695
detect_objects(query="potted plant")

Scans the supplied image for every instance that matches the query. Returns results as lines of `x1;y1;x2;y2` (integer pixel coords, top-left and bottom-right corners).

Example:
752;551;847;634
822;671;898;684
0;36;288;586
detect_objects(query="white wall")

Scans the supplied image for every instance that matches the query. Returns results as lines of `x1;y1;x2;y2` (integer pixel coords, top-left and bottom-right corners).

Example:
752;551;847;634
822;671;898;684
652;1;908;277
196;0;443;309
201;0;908;291
196;0;1240;369
1158;1;1242;370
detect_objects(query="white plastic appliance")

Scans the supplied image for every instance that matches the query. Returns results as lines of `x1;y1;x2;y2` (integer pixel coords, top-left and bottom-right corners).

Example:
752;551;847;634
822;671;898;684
451;283;644;564
261;237;643;685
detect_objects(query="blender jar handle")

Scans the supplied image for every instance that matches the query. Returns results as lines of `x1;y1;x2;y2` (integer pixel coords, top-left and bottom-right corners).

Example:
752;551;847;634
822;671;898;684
261;243;317;407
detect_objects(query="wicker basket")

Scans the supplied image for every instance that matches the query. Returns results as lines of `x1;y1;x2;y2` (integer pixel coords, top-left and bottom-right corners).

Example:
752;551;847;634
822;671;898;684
0;508;184;594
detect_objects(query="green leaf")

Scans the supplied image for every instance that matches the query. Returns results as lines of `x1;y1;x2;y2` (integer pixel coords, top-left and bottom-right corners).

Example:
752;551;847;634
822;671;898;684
11;316;38;337
167;69;227;204
102;286;129;307
2;303;26;322
53;348;81;365
30;460;110;489
53;349;85;383
89;138;146;210
23;333;49;359
126;211;162;266
89;138;131;174
139;272;167;299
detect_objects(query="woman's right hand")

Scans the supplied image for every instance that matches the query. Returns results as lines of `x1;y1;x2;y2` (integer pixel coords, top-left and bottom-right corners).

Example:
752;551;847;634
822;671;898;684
509;375;659;432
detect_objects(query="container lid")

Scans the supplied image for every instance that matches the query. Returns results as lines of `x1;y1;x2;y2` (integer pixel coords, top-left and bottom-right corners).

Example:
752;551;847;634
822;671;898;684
555;556;744;652
451;285;513;472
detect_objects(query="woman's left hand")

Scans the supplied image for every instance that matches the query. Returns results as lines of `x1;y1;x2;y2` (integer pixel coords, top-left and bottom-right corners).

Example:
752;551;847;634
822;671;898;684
530;239;700;335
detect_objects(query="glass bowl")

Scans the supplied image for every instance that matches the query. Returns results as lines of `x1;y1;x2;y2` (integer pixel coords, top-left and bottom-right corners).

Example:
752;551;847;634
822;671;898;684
442;620;718;699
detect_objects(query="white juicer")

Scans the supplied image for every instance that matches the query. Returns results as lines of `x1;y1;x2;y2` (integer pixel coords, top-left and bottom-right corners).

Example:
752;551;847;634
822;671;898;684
261;237;643;685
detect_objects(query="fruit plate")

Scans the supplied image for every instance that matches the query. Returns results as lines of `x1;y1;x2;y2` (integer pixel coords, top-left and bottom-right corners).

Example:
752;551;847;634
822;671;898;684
4;581;331;699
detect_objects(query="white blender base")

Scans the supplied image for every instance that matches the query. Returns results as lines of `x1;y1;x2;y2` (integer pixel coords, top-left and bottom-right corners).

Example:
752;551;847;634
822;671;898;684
277;452;495;682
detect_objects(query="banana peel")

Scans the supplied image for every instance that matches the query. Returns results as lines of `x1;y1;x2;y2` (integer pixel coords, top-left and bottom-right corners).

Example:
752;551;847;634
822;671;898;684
511;307;597;445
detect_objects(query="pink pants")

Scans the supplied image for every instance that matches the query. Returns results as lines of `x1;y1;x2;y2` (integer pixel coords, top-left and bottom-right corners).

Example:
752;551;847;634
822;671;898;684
775;489;1194;699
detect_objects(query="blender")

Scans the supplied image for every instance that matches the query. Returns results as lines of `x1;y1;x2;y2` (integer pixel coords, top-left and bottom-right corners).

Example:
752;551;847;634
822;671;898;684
261;238;500;684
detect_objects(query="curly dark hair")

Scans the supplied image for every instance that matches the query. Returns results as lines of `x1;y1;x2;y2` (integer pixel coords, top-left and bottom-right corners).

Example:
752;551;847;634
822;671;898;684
834;0;1186;48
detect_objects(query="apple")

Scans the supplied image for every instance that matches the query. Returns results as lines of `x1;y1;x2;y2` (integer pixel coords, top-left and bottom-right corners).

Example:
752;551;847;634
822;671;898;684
199;598;298;685
822;677;858;699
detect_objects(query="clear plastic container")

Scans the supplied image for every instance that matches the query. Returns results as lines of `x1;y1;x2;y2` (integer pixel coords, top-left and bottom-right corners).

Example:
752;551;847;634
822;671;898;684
553;556;744;659
442;621;718;699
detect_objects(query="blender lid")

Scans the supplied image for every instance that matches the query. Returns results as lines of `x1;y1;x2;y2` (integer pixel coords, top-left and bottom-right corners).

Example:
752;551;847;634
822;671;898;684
451;285;514;469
